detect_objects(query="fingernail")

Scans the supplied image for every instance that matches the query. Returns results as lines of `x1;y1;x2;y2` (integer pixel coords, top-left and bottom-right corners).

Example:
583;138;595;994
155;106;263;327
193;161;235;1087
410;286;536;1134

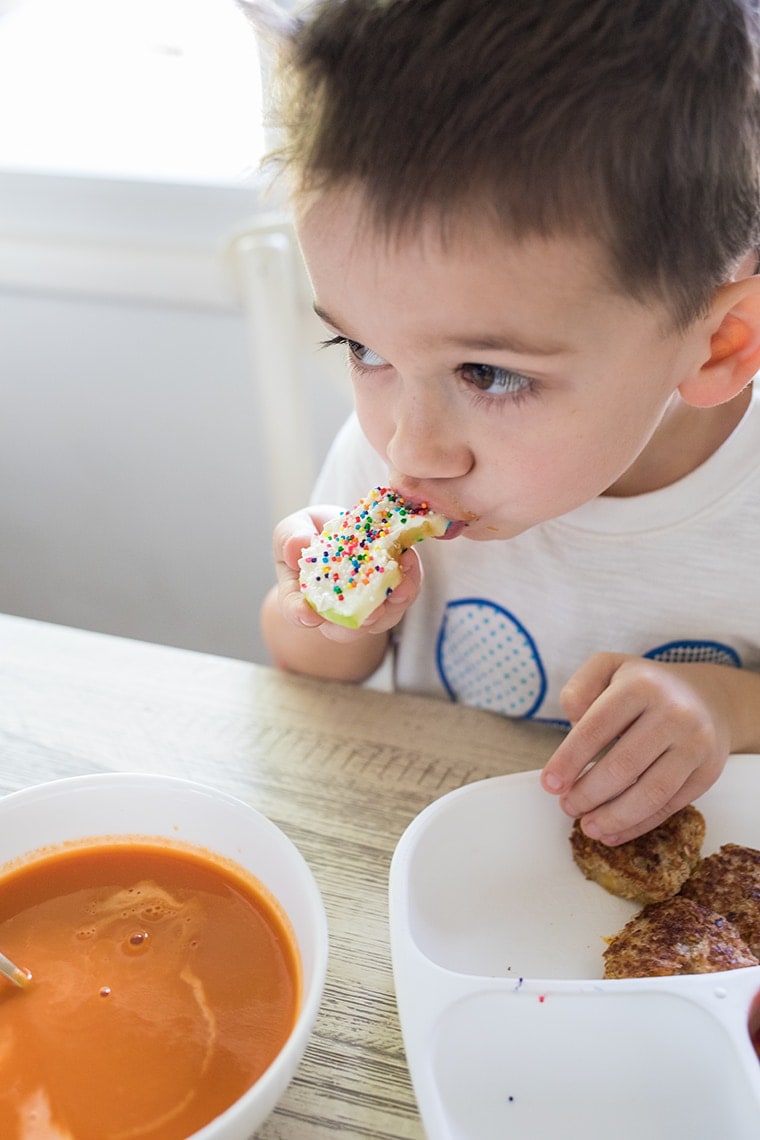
582;820;603;840
542;772;563;792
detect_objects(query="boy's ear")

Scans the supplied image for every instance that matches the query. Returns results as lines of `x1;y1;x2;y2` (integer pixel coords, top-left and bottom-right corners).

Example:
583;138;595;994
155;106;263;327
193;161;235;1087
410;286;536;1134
679;277;760;408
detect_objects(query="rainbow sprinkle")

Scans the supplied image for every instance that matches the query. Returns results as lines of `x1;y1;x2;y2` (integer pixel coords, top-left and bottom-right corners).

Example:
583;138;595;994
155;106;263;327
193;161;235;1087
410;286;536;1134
298;487;448;628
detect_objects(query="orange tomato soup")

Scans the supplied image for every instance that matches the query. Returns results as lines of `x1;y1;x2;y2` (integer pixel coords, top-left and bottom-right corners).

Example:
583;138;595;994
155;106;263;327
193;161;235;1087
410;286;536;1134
0;839;301;1140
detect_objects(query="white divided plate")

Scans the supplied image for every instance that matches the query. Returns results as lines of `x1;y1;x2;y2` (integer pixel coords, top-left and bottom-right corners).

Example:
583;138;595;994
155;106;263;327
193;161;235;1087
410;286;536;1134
389;754;760;1140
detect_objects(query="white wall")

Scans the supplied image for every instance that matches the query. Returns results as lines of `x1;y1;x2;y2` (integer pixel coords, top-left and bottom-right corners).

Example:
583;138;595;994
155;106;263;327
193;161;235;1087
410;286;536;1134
0;172;352;663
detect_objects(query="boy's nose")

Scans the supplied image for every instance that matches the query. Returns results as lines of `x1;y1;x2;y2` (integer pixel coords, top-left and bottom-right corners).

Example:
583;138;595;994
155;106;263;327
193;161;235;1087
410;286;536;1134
385;402;473;482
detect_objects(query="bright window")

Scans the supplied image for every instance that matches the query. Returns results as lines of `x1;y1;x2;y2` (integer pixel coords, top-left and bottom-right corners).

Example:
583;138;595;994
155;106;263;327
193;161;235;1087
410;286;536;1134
0;0;266;183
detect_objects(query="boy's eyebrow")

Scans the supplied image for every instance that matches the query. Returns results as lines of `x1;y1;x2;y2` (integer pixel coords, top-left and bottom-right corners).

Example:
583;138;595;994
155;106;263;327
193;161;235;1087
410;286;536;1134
314;304;568;357
313;304;347;330
438;332;569;357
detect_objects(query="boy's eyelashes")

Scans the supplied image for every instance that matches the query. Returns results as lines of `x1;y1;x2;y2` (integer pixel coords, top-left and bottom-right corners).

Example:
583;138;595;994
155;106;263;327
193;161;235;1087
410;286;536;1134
319;334;536;399
319;334;387;368
319;333;357;353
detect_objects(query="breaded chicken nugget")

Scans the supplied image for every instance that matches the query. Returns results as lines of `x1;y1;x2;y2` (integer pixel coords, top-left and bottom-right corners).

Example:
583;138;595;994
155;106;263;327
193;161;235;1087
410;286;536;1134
603;896;759;979
570;805;705;904
680;843;760;958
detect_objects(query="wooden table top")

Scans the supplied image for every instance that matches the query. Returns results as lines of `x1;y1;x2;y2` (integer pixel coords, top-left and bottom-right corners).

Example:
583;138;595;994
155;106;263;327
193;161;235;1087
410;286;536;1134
0;614;564;1138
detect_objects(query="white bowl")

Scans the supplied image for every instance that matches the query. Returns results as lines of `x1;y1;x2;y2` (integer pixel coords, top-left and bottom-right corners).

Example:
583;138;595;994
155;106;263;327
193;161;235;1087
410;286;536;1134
0;772;329;1140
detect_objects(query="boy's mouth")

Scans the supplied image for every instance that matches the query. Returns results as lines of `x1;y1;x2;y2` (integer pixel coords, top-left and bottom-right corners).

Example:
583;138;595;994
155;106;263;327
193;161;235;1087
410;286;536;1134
404;499;469;539
392;486;475;537
439;519;468;540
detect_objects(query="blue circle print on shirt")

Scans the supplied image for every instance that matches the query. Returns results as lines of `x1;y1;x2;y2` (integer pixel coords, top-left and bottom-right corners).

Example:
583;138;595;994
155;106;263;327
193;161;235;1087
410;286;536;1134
436;598;546;717
644;639;741;668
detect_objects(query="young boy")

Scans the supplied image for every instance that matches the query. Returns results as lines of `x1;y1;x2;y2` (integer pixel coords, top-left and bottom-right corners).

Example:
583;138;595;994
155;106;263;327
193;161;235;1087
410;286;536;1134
258;0;760;846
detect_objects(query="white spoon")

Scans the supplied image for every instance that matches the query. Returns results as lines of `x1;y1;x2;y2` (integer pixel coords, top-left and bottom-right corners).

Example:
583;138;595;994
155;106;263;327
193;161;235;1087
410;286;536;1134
0;950;31;988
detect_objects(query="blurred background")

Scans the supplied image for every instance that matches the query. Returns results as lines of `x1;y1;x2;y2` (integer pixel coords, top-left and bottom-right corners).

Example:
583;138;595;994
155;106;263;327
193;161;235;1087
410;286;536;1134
0;0;352;664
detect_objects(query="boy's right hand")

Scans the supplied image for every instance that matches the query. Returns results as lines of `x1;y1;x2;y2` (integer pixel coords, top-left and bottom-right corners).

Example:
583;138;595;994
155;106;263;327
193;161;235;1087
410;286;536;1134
272;505;423;642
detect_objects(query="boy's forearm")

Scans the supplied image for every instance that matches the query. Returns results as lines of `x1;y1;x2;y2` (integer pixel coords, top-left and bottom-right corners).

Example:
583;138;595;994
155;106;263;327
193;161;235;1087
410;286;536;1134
260;586;390;682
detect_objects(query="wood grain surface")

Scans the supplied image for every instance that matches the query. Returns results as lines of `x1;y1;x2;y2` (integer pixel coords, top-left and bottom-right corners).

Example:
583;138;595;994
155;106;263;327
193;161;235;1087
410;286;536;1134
0;614;564;1138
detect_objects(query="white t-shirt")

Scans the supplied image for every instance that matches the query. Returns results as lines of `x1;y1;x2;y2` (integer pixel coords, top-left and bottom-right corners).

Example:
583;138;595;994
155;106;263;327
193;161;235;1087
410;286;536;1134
312;392;760;726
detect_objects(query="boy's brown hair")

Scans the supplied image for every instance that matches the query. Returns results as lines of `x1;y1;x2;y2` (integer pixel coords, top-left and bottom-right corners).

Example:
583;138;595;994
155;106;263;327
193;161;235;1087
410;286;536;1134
268;0;760;328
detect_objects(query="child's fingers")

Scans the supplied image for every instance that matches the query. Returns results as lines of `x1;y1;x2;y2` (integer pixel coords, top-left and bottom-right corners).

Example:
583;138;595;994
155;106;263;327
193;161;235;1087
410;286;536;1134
560;723;686;828
576;769;702;846
558;651;629;722
575;758;719;846
346;548;423;632
544;652;683;799
385;547;423;607
556;681;682;817
273;505;342;568
541;655;638;795
544;656;731;845
272;506;339;629
276;570;323;628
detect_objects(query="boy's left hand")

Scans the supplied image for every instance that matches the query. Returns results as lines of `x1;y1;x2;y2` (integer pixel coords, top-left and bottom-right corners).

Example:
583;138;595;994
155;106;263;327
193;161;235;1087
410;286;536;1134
540;653;736;845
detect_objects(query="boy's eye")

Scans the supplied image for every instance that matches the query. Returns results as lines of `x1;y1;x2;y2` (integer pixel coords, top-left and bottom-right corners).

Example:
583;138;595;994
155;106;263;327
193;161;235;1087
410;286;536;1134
347;340;388;368
320;334;387;369
460;362;531;395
